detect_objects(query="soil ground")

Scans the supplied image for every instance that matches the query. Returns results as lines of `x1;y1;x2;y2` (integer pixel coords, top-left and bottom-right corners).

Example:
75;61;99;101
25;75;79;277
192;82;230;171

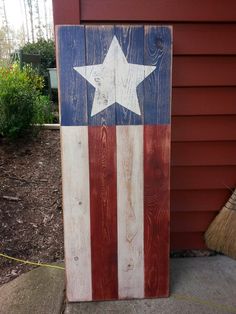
0;129;63;285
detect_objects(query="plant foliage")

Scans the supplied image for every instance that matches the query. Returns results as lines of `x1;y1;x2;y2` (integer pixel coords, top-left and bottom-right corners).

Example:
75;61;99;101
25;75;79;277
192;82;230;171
0;63;53;139
21;39;56;78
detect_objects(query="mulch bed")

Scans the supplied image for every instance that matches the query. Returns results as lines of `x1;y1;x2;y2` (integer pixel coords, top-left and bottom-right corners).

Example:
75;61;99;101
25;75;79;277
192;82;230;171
0;129;216;286
0;129;63;285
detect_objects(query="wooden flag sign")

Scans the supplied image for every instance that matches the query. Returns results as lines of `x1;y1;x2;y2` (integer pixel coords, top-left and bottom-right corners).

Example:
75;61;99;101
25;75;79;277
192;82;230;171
56;25;172;302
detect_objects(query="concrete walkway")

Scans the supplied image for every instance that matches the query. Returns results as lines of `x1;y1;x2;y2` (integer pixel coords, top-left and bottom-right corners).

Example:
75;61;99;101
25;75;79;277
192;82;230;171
0;256;236;314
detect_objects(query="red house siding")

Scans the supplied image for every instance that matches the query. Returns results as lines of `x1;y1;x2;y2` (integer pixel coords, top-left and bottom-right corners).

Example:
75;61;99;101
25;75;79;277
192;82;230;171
52;0;236;249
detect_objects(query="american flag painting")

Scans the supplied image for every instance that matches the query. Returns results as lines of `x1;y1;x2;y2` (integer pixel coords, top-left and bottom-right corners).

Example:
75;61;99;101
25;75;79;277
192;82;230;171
57;25;172;302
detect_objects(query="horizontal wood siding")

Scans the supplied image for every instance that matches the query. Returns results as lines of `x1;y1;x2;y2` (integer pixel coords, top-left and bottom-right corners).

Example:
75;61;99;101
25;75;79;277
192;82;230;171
172;87;236;116
81;0;236;22
52;0;80;25
173;56;236;86
172;142;236;166
171;233;205;250
53;0;236;249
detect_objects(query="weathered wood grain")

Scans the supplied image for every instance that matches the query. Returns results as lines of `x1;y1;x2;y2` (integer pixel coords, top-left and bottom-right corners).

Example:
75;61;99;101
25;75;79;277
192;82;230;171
143;25;171;297
57;26;87;126
144;125;170;297
85;25;115;126
144;26;172;125
61;126;92;301
57;25;172;300
88;126;118;300
116;125;144;299
115;25;144;125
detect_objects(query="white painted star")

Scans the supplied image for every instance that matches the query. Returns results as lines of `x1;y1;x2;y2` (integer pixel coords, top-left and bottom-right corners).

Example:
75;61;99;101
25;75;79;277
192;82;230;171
74;36;156;117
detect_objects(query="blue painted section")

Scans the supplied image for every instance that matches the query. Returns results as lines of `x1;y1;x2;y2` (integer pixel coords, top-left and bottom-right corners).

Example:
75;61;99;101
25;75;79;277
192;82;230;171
57;26;172;126
57;26;87;126
143;26;172;125
86;25;116;126
115;26;144;125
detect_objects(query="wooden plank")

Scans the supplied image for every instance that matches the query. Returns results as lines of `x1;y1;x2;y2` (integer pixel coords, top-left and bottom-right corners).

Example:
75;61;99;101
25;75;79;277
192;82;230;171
172;87;236;116
61;126;92;301
116;125;144;299
88;126;118;300
81;0;236;22
144;125;170;298
171;166;236;190
85;25;116;126
52;0;80;25
115;25;144;125
143;26;171;298
144;26;172;125
173;56;236;87
83;25;119;299
57;26;87;126
171;232;206;250
172;116;236;142
171;212;217;232
171;141;236;166
173;24;236;55
171;189;232;212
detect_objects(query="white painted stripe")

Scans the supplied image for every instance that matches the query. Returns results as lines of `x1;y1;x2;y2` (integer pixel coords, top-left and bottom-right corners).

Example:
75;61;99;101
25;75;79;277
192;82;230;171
61;126;92;301
117;125;144;299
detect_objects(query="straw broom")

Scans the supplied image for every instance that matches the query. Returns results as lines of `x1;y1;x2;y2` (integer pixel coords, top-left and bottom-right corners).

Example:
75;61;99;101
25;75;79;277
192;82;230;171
205;188;236;259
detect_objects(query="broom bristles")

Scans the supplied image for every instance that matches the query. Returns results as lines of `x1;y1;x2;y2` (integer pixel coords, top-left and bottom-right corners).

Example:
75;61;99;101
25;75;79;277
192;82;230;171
204;189;236;259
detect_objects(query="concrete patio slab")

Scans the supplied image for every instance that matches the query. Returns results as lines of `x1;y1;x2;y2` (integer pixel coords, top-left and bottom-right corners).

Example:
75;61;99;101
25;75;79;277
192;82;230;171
65;256;236;314
0;264;65;314
0;256;236;314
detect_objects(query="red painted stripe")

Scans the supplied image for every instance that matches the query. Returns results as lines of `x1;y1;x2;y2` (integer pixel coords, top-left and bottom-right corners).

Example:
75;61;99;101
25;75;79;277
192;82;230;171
144;125;170;297
88;126;118;300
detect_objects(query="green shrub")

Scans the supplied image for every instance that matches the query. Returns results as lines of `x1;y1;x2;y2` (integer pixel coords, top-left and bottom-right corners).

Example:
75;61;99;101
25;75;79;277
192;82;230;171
0;63;53;139
21;39;56;79
33;95;54;125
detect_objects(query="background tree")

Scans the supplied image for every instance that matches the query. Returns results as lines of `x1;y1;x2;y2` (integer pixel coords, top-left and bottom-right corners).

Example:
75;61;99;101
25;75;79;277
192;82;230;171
27;0;35;42
0;26;13;60
43;0;49;39
22;0;30;42
0;0;11;55
35;0;43;39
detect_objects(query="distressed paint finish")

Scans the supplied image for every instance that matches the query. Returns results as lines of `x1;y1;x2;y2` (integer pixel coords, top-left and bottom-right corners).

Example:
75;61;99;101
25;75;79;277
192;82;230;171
61;126;92;301
52;0;236;252
144;125;170;297
57;25;172;301
89;126;118;300
117;125;144;299
115;25;144;125
144;26;172;125
86;25;116;126
57;26;88;126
